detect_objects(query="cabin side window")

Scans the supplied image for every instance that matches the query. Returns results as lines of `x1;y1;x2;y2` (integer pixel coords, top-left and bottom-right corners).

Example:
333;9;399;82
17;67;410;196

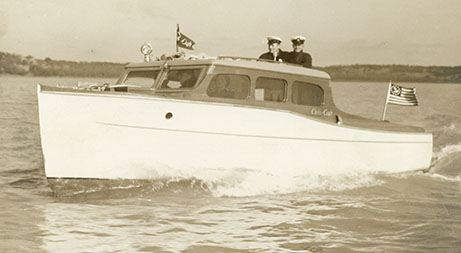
160;68;202;89
124;70;160;88
255;77;287;102
292;81;324;106
206;74;250;99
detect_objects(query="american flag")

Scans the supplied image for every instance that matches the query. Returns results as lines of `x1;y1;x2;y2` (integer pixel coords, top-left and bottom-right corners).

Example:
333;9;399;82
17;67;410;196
387;83;418;106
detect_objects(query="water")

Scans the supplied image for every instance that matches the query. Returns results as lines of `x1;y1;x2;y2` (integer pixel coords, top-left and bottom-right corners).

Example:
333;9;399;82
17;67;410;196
1;76;460;252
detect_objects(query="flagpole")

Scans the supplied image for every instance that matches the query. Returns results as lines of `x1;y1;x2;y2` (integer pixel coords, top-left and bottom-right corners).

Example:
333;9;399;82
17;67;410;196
176;24;179;53
382;81;392;121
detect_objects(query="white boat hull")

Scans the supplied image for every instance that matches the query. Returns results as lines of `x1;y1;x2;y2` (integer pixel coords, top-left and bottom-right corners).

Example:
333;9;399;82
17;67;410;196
37;85;432;180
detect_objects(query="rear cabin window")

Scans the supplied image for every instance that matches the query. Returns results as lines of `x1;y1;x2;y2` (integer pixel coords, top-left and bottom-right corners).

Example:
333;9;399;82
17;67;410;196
292;81;324;106
207;74;250;99
124;70;160;88
255;77;287;102
160;68;202;89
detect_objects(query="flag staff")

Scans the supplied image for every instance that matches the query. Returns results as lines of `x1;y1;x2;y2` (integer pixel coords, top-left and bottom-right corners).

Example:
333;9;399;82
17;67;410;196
382;81;392;121
176;24;179;53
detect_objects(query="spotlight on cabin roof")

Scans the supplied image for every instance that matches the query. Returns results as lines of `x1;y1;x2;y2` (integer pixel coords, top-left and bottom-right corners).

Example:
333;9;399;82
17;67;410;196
140;43;153;62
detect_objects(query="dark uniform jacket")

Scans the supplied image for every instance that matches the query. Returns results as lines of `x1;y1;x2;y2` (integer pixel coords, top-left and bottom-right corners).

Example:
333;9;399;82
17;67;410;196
259;50;287;62
287;51;312;68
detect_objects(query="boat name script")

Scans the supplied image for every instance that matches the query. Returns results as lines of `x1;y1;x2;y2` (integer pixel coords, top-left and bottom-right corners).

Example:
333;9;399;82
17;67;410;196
311;108;333;117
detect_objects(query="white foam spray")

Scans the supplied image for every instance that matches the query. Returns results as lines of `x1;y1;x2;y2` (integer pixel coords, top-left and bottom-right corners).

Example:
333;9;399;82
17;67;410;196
201;168;384;197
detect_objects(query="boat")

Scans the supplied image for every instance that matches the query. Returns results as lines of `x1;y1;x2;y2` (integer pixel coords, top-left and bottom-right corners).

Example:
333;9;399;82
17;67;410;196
37;45;433;188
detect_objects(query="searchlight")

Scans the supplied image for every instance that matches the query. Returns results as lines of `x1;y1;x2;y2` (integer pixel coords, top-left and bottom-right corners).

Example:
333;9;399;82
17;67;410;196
140;43;153;62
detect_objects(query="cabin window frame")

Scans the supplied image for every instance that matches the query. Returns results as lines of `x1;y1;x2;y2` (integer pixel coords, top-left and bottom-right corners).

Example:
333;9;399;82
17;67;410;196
254;76;288;103
119;67;162;89
291;80;325;107
118;68;162;89
155;65;208;91
206;73;251;100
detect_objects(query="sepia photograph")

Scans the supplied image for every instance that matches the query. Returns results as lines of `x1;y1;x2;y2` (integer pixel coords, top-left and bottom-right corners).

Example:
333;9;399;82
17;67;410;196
1;0;460;252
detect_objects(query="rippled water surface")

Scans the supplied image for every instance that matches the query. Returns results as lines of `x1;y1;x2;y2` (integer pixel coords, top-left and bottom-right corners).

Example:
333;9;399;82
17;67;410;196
1;76;460;252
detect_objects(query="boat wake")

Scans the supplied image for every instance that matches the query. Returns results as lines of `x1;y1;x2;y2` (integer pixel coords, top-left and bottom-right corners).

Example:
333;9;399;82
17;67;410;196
49;169;385;198
424;113;461;178
50;151;460;199
429;142;461;178
210;170;384;197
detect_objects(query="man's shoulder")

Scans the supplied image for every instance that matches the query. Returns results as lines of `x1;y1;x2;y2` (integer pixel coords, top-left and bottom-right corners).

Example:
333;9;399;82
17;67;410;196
293;51;310;56
287;51;308;57
295;52;311;60
259;52;272;59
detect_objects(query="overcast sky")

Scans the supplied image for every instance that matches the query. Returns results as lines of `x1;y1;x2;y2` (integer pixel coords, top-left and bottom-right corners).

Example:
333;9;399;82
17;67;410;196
1;0;460;66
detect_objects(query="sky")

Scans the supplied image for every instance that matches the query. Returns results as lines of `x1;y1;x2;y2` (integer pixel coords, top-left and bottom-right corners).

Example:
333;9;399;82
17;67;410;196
1;0;460;66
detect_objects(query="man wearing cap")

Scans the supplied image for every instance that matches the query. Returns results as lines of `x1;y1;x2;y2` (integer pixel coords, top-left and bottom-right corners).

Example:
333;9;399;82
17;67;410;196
287;36;312;68
259;36;286;62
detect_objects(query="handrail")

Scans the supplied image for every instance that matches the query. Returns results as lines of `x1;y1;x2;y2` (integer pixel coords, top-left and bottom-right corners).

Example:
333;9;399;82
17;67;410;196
218;56;285;64
217;56;300;67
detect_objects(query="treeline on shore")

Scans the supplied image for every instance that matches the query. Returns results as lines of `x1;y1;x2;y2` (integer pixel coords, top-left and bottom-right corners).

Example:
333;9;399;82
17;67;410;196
1;51;460;83
317;65;461;83
0;52;125;78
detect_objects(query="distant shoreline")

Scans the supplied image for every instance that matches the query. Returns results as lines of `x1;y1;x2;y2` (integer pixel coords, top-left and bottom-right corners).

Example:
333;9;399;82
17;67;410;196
2;73;459;85
1;51;460;83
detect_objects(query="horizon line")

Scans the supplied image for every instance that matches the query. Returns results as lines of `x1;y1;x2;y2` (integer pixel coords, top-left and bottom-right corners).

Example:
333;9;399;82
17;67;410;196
1;50;460;68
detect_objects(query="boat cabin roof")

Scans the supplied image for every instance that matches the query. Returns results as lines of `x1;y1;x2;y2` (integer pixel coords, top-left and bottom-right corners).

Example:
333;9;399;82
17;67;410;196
125;57;331;80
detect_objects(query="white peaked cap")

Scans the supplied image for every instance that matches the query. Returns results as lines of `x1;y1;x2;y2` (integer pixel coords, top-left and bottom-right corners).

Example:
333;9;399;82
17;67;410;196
291;35;306;43
267;36;283;44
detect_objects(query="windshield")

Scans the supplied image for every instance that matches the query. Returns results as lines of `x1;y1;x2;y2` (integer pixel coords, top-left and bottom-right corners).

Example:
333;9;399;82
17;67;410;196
123;70;160;88
160;68;203;89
